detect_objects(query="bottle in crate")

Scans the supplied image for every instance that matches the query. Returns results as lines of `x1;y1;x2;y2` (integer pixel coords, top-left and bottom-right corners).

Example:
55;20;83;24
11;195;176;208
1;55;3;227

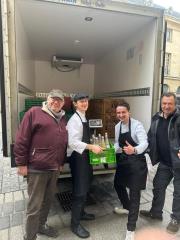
105;132;110;148
101;136;106;149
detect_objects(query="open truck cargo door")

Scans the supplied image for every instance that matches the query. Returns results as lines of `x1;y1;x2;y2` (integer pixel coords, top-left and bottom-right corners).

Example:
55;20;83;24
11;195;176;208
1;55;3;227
0;0;11;157
2;0;164;176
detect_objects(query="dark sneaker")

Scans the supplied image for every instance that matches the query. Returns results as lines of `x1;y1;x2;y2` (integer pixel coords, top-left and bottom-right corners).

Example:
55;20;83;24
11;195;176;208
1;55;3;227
71;224;90;238
167;219;180;233
139;210;163;220
38;224;59;238
81;212;95;221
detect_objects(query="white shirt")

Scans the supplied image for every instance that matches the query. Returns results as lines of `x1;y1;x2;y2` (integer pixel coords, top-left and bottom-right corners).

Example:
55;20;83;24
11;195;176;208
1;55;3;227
114;118;148;154
67;110;87;156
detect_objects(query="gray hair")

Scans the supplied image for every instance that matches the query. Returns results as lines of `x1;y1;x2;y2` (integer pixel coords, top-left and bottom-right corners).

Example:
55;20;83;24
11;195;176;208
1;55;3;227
161;92;177;104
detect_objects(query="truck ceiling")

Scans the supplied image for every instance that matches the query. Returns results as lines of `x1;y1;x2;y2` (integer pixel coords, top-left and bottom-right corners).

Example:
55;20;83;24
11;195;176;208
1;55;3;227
16;0;159;63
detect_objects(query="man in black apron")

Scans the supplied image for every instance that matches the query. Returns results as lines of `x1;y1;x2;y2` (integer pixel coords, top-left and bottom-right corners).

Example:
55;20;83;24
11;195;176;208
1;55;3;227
114;100;148;240
67;93;103;238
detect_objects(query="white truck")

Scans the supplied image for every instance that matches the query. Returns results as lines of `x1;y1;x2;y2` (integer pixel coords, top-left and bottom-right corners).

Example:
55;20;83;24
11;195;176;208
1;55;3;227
0;0;165;176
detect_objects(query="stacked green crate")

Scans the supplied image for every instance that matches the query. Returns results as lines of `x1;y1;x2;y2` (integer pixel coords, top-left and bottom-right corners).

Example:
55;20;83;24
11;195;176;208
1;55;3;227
19;98;74;122
19;110;26;122
19;98;45;123
25;98;45;111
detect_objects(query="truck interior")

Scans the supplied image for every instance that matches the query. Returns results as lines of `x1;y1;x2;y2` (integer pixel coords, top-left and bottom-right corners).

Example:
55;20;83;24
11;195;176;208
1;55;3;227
6;0;163;175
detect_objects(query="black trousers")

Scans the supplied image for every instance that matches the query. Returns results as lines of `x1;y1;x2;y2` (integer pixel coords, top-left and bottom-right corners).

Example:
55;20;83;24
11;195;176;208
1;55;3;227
71;195;87;227
114;172;141;231
69;153;91;228
150;162;180;221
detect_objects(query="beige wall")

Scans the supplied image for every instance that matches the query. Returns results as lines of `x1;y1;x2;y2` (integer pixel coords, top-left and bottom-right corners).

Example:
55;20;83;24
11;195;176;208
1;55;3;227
164;78;180;92
165;16;180;92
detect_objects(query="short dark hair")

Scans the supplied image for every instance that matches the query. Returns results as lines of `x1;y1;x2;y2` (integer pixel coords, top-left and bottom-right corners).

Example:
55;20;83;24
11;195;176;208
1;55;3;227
73;93;89;102
161;92;177;104
116;99;130;111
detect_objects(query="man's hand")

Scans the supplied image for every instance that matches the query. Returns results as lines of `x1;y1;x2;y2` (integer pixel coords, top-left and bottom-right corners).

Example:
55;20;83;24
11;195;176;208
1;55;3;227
123;141;136;155
178;150;180;159
17;166;28;176
59;166;63;172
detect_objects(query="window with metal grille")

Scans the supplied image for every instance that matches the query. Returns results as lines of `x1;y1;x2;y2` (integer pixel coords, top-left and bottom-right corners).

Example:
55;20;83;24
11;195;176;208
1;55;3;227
176;86;180;94
162;84;169;93
166;28;173;42
164;53;171;76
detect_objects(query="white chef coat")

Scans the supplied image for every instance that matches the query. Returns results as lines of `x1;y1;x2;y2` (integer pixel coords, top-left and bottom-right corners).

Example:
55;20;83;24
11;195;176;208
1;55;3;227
67;110;88;156
114;118;148;154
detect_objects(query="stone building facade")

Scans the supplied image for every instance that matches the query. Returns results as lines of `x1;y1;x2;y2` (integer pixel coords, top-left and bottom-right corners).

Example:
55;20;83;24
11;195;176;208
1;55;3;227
164;15;180;94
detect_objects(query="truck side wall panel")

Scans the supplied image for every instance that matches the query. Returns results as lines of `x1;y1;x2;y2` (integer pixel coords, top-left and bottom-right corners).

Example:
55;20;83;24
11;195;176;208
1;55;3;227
35;61;95;95
94;19;157;130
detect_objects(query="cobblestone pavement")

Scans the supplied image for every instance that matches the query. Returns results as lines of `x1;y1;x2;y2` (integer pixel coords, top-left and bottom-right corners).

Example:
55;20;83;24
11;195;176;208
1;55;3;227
0;155;180;240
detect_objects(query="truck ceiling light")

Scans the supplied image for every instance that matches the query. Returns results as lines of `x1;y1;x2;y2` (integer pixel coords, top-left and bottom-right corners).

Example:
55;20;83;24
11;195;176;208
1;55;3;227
74;40;80;45
51;56;83;72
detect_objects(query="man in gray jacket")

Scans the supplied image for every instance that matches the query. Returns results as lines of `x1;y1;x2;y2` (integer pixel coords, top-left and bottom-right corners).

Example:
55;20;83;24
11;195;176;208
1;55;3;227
14;89;68;240
140;92;180;234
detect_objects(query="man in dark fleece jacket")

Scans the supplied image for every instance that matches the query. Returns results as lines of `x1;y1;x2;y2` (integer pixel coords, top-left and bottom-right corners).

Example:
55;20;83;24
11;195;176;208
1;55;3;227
140;92;180;234
14;89;68;240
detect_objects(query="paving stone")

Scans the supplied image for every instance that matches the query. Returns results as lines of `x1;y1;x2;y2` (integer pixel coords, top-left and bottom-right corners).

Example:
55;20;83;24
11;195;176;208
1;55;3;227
3;202;14;216
14;200;25;212
141;191;153;202
13;191;23;202
47;214;64;229
0;205;2;217
19;183;27;190
0;154;177;239
11;169;17;174
2;182;11;193
0;228;9;240
11;212;23;227
0;216;10;230
60;212;71;227
10;225;23;240
18;176;24;184
0;193;4;204
1;187;11;194
102;201;114;214
4;192;13;203
23;190;28;200
11;186;19;192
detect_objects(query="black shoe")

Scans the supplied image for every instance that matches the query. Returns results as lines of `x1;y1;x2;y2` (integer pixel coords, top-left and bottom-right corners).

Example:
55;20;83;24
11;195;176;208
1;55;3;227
167;219;180;233
38;224;59;238
71;224;90;238
139;210;163;220
23;235;36;240
81;212;95;221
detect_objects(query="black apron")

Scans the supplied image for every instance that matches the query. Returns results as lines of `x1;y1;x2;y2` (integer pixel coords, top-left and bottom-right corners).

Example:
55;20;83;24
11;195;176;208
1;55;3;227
70;112;93;196
116;119;147;190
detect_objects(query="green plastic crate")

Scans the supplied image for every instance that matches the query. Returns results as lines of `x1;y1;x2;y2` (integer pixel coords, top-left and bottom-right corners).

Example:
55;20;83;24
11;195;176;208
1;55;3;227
89;145;116;165
25;98;45;111
19;110;26;122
